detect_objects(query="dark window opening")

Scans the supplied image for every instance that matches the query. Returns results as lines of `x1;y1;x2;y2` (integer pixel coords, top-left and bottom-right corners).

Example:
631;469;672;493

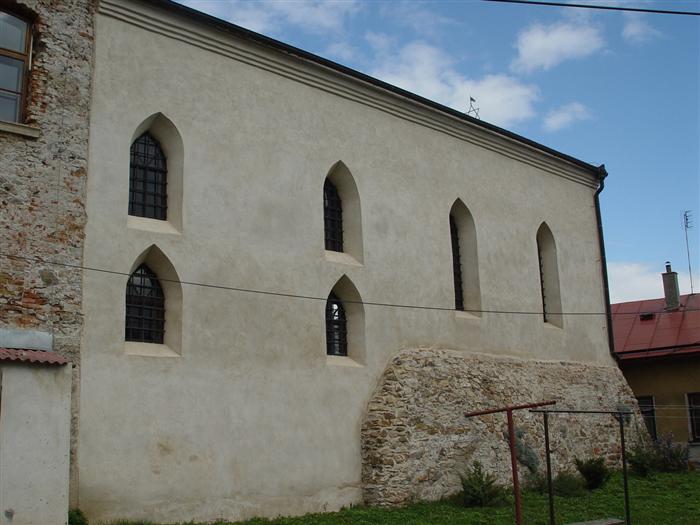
636;396;657;441
325;292;347;356
324;179;343;252
689;393;700;442
125;264;165;344
537;239;548;323
450;214;464;311
129;132;167;220
0;10;31;123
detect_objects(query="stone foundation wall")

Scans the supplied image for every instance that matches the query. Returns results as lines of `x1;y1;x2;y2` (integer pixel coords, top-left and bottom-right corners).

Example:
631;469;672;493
361;348;643;506
0;0;95;504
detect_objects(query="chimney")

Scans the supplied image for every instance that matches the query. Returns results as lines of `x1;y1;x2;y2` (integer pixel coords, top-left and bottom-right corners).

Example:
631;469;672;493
662;262;680;310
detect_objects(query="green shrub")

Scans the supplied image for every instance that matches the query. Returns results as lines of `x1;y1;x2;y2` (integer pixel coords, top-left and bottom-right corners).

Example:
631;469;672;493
552;471;586;497
460;461;509;507
523;470;548;494
628;433;689;476
575;457;611;490
628;438;656;476
68;509;88;525
653;434;689;472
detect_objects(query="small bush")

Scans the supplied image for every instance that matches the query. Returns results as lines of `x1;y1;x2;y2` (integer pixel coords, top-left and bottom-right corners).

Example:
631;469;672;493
575;457;611;490
628;433;689;476
523;470;548;494
68;509;88;525
653;434;689;472
628;439;656;476
552;471;586;497
460;461;509;507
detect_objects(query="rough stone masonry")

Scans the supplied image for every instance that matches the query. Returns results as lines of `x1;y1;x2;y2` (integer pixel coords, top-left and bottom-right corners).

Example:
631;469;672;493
361;348;644;506
0;0;95;504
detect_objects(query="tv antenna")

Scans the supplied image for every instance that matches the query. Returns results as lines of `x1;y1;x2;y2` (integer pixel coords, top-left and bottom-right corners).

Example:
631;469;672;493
683;210;695;294
466;96;480;119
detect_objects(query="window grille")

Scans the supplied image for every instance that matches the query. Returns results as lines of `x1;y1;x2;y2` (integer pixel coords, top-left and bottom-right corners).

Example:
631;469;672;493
129;133;167;220
125;264;165;344
537;240;548;322
324;179;343;252
0;10;31;123
325;292;347;356
690;393;700;442
450;214;464;311
636;396;657;441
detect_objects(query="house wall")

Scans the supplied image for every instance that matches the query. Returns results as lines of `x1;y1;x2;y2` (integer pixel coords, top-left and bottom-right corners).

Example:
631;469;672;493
0;0;95;504
622;356;700;443
78;1;618;522
0;364;72;525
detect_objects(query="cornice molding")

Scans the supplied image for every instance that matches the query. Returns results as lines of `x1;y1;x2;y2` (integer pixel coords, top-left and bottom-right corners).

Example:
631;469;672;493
99;0;600;189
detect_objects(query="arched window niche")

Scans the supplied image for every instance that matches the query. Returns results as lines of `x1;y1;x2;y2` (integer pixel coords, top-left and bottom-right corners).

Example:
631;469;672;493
449;199;481;317
127;113;183;234
325;275;365;366
124;245;182;357
536;222;563;328
323;161;363;265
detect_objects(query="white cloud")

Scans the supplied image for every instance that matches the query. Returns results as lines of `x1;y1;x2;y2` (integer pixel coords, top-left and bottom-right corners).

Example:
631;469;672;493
178;0;361;35
622;13;661;44
511;21;605;73
608;262;692;303
325;42;360;62
544;102;591;131
371;41;539;128
379;1;459;36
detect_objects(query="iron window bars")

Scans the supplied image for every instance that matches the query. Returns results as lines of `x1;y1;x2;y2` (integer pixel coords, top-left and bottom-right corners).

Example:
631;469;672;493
326;292;347;356
125;264;165;344
690;393;700;442
324;179;343;252
537;240;548;322
129;132;168;220
450;214;464;311
636;396;657;440
0;10;31;123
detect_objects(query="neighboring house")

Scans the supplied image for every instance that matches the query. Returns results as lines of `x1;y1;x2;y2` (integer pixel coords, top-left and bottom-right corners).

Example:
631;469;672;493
611;263;700;460
0;1;644;523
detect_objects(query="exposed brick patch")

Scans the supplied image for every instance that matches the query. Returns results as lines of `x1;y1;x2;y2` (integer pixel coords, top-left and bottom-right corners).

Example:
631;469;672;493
0;0;95;506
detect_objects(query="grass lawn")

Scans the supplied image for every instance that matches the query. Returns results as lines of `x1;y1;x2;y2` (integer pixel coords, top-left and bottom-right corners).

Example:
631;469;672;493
105;472;699;525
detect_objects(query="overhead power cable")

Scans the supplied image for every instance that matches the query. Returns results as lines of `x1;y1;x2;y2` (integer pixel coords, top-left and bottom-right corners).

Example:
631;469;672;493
3;251;699;318
482;0;700;16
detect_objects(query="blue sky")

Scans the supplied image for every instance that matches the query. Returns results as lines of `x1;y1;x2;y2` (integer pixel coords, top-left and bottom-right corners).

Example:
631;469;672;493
179;0;699;302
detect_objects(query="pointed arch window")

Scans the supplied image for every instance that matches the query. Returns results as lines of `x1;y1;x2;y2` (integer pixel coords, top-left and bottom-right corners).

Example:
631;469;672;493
325;292;347;356
324;179;343;252
536;223;563;327
450;214;464;311
129;132;167;220
125;264;165;344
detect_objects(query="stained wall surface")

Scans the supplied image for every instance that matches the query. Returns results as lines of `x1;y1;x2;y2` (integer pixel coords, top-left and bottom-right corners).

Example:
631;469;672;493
80;1;616;522
0;364;72;525
622;356;700;443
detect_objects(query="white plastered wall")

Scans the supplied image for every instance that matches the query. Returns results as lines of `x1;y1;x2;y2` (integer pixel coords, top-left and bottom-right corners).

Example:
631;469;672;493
0;365;72;525
78;2;616;522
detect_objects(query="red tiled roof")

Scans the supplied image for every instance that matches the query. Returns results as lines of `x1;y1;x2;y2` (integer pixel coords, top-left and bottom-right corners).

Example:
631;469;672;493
611;294;700;361
0;348;69;366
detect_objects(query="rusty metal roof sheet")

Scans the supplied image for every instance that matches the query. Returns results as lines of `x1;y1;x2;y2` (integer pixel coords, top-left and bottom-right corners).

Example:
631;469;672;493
0;348;69;366
611;294;700;361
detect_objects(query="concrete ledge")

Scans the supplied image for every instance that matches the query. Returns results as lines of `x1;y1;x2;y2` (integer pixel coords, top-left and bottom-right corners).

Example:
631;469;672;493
0;328;53;351
0;120;41;139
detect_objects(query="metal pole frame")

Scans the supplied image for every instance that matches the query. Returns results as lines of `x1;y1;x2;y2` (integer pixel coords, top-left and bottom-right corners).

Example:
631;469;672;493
465;400;556;525
531;408;634;525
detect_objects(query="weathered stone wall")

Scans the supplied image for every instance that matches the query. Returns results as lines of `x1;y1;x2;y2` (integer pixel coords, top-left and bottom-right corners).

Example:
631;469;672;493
0;0;95;504
361;348;643;506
